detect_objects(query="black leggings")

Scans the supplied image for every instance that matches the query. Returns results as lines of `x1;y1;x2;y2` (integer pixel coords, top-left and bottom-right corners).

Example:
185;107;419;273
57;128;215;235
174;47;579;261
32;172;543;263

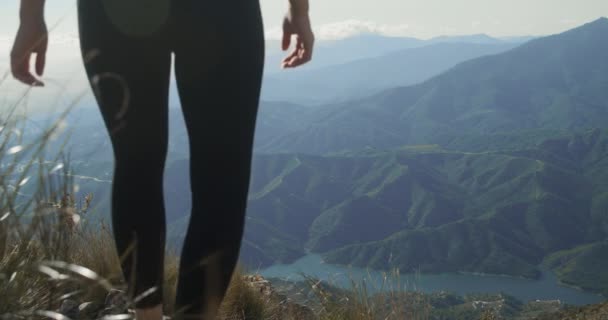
77;0;264;317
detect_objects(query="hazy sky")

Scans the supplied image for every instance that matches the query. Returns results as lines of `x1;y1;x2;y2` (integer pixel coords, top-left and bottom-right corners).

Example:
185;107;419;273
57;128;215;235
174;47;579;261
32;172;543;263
0;0;607;39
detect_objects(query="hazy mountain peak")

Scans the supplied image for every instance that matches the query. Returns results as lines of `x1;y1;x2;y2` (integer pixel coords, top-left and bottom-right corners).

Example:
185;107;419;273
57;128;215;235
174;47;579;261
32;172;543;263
567;16;608;33
501;16;608;56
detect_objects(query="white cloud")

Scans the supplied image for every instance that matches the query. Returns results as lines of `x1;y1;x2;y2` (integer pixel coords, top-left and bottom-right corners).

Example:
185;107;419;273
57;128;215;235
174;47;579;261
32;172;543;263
317;20;411;40
266;20;415;41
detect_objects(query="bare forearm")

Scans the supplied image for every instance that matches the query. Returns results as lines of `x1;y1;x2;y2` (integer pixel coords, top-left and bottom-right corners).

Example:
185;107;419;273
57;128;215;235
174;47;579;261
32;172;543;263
289;0;309;14
19;0;46;23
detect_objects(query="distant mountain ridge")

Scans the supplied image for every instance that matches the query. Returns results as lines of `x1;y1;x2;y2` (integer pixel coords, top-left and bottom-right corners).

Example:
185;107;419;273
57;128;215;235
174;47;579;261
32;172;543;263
258;18;608;154
263;33;530;74
262;42;519;104
264;34;426;74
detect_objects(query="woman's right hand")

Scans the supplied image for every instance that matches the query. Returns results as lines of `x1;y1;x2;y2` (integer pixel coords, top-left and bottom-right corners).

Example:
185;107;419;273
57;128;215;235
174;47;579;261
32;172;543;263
281;0;315;68
10;18;48;86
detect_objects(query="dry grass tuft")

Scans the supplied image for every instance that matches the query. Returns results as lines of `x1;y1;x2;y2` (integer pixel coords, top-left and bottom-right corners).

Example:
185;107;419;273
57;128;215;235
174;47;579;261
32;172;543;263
0;107;282;319
302;271;431;320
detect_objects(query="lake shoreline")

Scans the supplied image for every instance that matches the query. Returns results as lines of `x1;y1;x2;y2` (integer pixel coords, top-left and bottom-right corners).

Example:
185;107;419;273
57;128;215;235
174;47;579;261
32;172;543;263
260;254;606;306
318;255;608;301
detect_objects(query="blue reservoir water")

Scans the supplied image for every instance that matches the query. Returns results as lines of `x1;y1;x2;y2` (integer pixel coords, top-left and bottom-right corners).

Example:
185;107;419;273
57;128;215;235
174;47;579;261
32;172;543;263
259;254;605;306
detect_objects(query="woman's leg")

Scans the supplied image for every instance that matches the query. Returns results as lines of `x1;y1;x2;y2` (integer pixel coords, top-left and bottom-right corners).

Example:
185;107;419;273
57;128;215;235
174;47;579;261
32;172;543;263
77;0;172;310
171;0;265;318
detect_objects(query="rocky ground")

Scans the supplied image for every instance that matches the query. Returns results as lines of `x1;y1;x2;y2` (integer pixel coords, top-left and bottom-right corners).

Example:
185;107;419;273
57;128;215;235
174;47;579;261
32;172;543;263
57;288;136;320
533;301;608;320
241;274;316;320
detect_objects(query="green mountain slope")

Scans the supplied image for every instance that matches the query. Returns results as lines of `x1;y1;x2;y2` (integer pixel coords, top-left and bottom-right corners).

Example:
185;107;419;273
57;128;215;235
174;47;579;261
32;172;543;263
319;130;608;291
236;129;608;296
